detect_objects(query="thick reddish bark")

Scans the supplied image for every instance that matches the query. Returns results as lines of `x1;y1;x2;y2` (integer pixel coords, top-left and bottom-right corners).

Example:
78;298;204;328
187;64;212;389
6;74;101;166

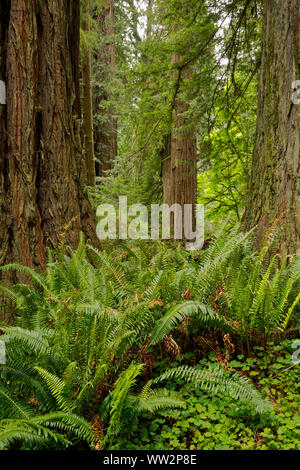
162;56;197;239
0;0;99;294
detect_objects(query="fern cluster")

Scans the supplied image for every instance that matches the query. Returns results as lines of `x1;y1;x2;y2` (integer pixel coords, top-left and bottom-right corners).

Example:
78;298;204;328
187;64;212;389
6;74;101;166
0;226;298;449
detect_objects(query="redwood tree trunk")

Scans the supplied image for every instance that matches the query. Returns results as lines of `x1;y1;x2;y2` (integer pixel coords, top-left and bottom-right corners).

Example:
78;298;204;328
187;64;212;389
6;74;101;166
163;55;197;239
0;0;11;272
94;0;117;178
242;0;300;253
81;5;96;187
0;0;98;277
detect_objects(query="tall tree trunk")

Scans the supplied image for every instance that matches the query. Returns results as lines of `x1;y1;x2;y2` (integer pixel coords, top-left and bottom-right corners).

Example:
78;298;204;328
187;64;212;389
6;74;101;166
81;6;96;187
146;0;153;39
162;55;197;240
162;134;172;208
0;0;99;304
0;0;11;275
242;0;300;254
94;0;117;178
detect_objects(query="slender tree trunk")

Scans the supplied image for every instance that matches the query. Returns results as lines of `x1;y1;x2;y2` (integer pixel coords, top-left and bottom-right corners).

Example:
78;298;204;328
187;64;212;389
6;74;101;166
242;0;300;254
81;6;96;187
162;134;172;208
0;0;99;303
146;0;153;39
94;0;117;178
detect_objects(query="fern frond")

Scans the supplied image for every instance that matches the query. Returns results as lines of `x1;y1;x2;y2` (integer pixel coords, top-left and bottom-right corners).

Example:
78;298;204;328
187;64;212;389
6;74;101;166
279;292;300;332
0;264;49;293
137;388;186;412
153;365;272;414
1;327;53;355
150;301;230;346
35;367;74;413
0;388;33;419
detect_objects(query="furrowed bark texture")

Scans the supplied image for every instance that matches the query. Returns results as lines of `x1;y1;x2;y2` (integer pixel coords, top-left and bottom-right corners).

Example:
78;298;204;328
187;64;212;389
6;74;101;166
163;56;197;238
0;0;11;272
243;0;300;253
0;0;99;309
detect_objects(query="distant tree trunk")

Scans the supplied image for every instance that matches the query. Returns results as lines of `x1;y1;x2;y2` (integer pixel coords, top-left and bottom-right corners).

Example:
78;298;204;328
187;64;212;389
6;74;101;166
162;54;197;240
162;134;172;208
146;0;153;39
94;0;117;178
81;6;96;186
242;0;300;254
0;0;99;282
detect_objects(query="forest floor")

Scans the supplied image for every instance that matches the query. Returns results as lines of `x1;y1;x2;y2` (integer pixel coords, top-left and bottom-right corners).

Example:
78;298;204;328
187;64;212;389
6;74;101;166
0;234;299;451
116;339;300;450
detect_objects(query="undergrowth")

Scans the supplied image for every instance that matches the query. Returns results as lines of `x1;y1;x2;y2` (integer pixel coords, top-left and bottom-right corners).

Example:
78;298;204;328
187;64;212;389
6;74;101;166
0;224;299;449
